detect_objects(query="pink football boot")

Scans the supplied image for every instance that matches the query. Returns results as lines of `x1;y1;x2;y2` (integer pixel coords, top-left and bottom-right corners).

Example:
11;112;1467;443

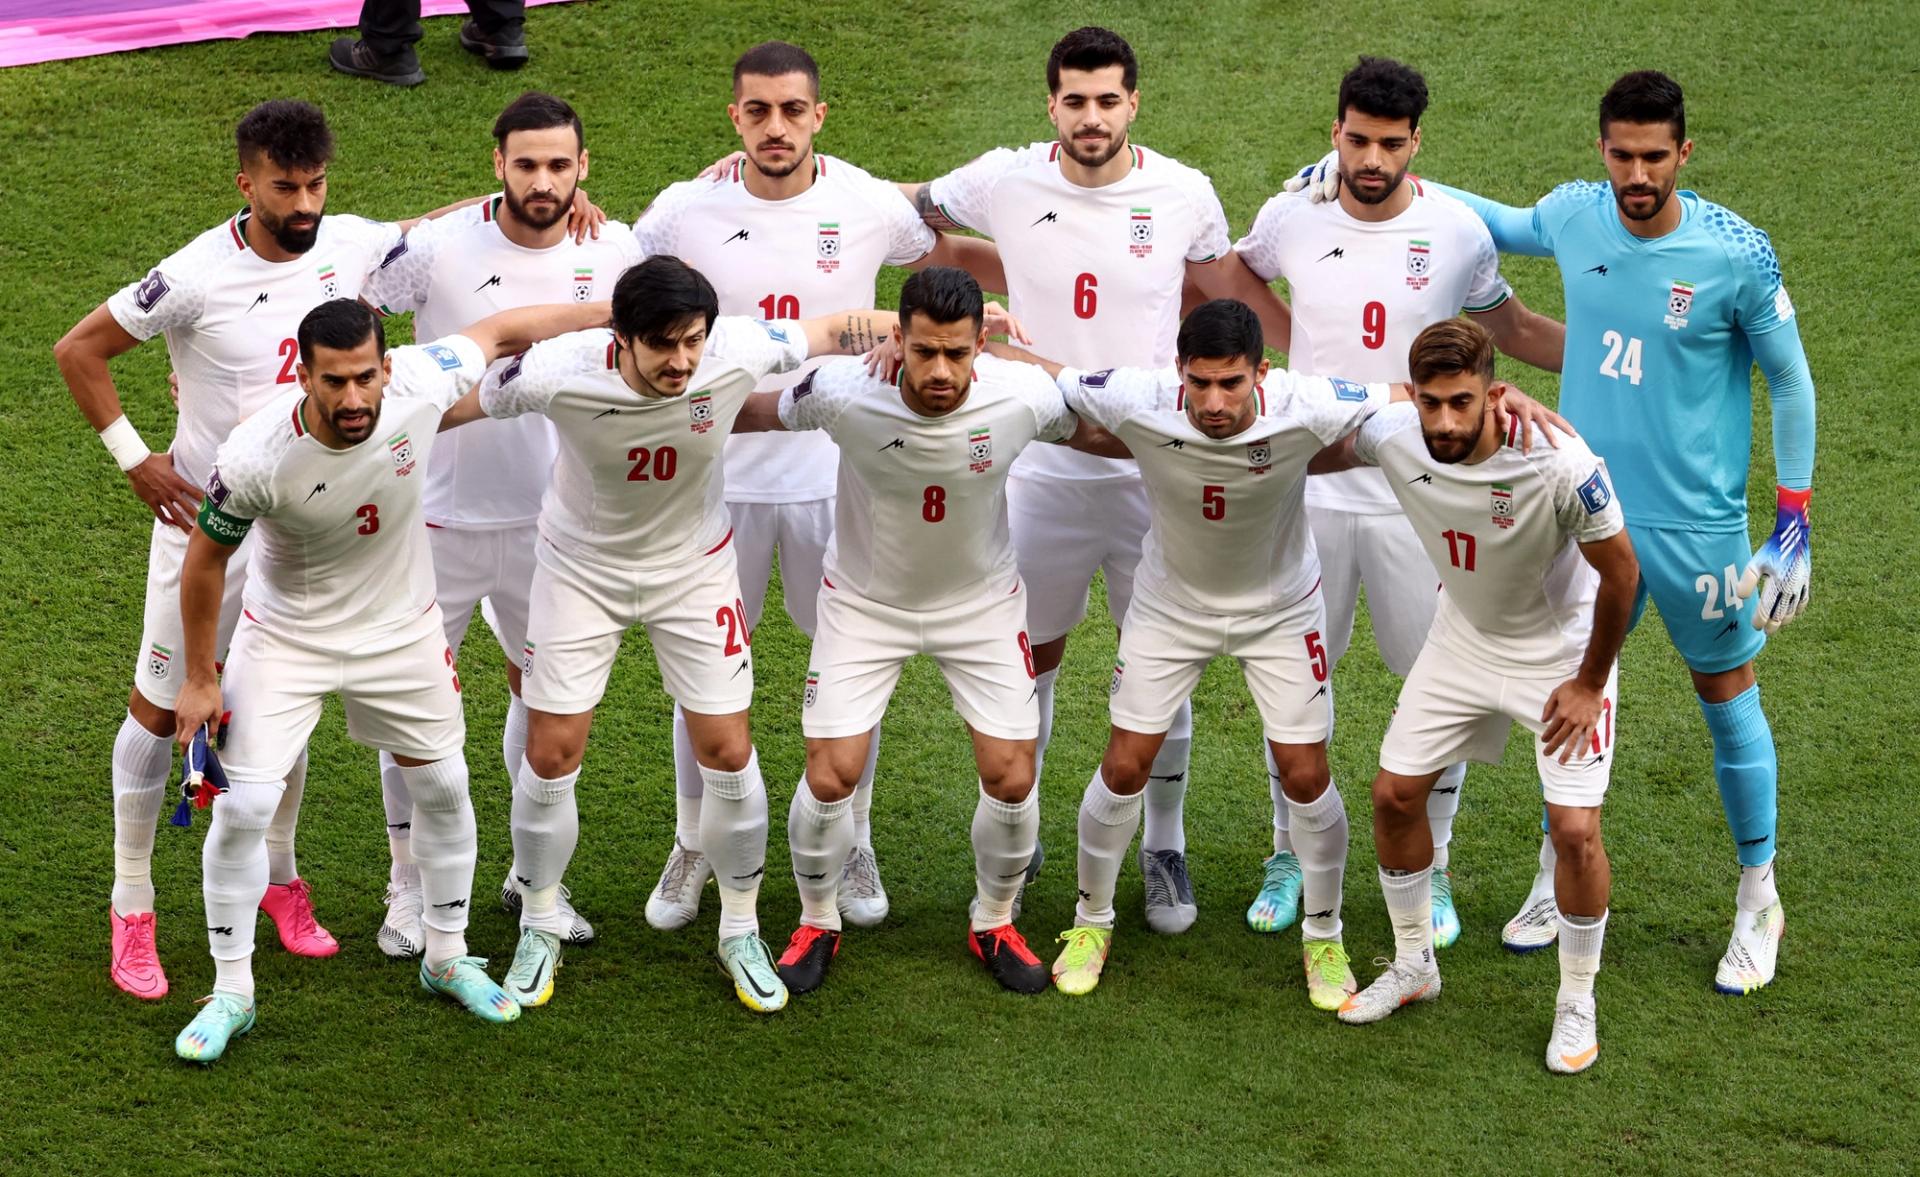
110;906;168;999
259;877;340;957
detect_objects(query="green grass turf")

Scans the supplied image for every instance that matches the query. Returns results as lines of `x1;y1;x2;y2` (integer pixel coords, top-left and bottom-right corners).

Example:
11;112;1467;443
2;0;1918;1171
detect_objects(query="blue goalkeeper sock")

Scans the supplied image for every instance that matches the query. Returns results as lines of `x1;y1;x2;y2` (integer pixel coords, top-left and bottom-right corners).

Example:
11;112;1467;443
1699;685;1778;868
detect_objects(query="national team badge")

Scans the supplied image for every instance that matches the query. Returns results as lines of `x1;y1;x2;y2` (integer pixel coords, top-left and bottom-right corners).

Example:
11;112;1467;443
968;427;993;473
1578;469;1613;515
1109;657;1124;696
1406;239;1431;289
689;391;715;433
316;262;339;298
1665;280;1695;330
148;643;172;680
572;267;594;302
803;670;819;709
1247;438;1272;475
1129;207;1154;257
388;431;415;476
816;221;841;273
522;642;535;676
1490;481;1515;528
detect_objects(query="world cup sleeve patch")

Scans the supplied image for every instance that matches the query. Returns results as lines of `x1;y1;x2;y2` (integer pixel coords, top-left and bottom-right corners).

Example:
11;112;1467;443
1578;469;1613;515
1331;378;1368;403
1079;368;1113;389
424;343;462;370
498;351;526;386
756;320;790;343
378;238;408;269
134;270;170;311
205;469;230;507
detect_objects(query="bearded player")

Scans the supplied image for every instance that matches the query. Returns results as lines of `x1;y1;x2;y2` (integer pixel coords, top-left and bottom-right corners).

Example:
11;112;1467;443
633;42;1002;935
363;91;642;957
1228;57;1566;948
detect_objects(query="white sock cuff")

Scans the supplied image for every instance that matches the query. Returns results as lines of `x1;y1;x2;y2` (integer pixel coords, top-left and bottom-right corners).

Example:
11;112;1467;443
402;756;471;811
1540;833;1559;871
1035;666;1060;692
1168;698;1194;742
515;763;578;806
1286;781;1346;832
1378;865;1430;904
1558;909;1608;957
979;783;1037;824
699;751;762;801
1737;863;1779;911
797;786;852;824
114;712;174;773
1082;771;1141;826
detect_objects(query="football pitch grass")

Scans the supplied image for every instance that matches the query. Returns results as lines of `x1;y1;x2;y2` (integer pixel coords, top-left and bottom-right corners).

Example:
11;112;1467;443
3;0;1917;1171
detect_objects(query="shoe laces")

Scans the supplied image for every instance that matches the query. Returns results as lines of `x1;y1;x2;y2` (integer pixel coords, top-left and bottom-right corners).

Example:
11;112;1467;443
1432;870;1454;902
843;847;881;899
658;843;703;899
1055;926;1108;969
1143;850;1191;906
1554;999;1596;1037
279;878;323;940
116;912;157;966
979;923;1039;965
781;924;830;962
1305;939;1351;983
1262;851;1302;891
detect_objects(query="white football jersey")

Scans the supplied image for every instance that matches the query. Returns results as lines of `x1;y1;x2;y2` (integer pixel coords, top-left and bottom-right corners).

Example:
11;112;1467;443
635;154;936;504
1355;403;1625;671
363;197;644;530
199;335;487;649
1060;365;1389;615
928;142;1231;483
1235;181;1510;513
779;354;1076;611
107;211;403;488
480;316;808;566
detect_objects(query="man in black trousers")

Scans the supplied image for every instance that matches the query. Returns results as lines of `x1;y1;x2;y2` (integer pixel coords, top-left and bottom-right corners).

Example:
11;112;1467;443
330;0;528;86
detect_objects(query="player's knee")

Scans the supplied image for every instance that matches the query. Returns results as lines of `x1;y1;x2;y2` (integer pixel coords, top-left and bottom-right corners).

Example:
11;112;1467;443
1548;808;1605;866
1272;746;1331;803
803;745;860;802
1369;772;1426;828
980;766;1034;804
695;733;753;773
523;742;581;780
1098;751;1150;796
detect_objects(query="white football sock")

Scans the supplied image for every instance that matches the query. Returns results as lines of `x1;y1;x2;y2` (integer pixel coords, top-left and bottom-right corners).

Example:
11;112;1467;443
1140;699;1192;854
788;781;852;931
510;760;579;934
699;751;769;941
971;784;1039;931
1428;762;1465;871
214;955;255;1001
1379;866;1434;972
1737;861;1779;912
1264;744;1293;855
405;757;477;969
502;692;529;787
851;726;881;850
378;750;414;881
202;779;281;990
1074;769;1142;928
1556;910;1608;1004
1288;781;1349;940
265;749;306;886
1032;667;1059;784
1539;831;1558;874
110;711;173;916
670;705;703;851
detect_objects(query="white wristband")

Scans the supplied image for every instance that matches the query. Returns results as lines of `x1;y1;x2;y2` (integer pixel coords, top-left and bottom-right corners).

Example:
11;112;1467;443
98;414;152;472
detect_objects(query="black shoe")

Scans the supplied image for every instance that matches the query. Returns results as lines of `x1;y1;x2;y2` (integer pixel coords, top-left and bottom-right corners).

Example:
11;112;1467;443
459;20;530;69
328;37;426;87
969;924;1048;994
775;925;839;995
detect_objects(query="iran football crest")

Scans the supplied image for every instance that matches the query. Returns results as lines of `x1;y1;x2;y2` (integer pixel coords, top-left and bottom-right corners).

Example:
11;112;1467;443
148;643;172;680
1665;280;1695;330
689;391;715;433
1406;239;1431;289
803;670;819;709
1109;658;1124;696
1490;482;1516;529
1247;438;1272;475
816;222;841;273
316;262;339;298
572;267;594;302
1129;207;1154;257
967;427;993;473
388;432;416;476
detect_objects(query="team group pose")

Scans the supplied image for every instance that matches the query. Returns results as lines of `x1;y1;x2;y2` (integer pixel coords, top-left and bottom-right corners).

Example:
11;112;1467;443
58;26;1815;1073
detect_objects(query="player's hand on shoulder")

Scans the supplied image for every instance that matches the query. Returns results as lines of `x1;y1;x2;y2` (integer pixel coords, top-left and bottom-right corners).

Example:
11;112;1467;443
982;300;1030;345
128;452;201;532
1539;676;1605;766
700;151;746;183
862;333;902;381
1736;487;1812;634
1282;150;1341;203
166;370;181;407
568;188;606;243
1490;381;1574;452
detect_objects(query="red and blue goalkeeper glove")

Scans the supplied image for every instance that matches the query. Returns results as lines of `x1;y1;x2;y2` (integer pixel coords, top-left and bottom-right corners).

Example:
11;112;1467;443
1737;486;1811;635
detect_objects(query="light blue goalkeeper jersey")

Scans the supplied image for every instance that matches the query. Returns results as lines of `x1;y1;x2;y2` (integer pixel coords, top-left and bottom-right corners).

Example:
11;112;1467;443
1438;181;1814;533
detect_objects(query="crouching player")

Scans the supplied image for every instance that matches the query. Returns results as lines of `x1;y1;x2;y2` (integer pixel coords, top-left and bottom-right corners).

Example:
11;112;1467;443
1330;320;1637;1074
171;297;605;1062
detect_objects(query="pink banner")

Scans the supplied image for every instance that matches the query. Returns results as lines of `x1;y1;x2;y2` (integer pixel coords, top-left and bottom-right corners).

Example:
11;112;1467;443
0;0;576;70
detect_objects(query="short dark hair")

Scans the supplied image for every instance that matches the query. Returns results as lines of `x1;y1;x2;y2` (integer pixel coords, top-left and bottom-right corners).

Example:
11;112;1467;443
612;257;720;348
898;266;984;332
1177;300;1264;367
1600;70;1686;141
297;298;383;366
1408;318;1496;386
235;100;333;172
1337;56;1429;129
493;91;583;152
1047;26;1137;93
733;41;820;96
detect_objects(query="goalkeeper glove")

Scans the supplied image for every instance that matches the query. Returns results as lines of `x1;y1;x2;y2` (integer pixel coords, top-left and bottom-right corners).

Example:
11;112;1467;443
1281;150;1340;203
1736;486;1811;635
